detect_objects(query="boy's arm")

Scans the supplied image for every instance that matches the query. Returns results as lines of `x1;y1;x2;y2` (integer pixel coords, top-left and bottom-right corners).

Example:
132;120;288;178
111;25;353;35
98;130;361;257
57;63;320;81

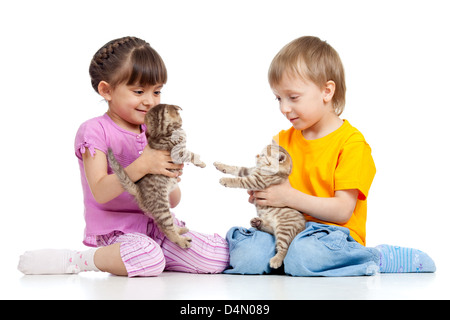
251;179;358;224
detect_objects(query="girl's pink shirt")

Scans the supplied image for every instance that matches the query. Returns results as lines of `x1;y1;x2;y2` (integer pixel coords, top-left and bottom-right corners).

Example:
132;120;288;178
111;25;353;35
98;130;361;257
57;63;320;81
75;113;149;247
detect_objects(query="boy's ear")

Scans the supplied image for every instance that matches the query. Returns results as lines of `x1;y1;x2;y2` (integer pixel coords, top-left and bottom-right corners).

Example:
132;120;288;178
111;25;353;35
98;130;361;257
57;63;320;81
98;81;113;101
323;80;336;103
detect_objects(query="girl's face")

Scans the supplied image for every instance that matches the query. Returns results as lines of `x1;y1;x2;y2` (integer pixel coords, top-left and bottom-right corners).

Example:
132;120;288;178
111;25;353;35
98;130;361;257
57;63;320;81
271;73;335;137
101;82;163;133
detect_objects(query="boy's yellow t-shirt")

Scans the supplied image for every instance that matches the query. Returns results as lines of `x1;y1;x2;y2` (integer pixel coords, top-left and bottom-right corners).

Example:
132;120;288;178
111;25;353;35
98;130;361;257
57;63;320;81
274;120;376;246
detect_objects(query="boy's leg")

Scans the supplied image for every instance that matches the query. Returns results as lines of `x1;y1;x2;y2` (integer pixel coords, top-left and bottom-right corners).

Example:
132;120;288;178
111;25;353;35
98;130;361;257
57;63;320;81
223;226;276;275
284;222;380;277
375;244;436;273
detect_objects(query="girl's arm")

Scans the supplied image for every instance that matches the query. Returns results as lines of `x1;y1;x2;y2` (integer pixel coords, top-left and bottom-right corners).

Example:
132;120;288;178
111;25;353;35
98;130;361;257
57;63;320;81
169;184;181;208
250;179;358;224
83;145;183;204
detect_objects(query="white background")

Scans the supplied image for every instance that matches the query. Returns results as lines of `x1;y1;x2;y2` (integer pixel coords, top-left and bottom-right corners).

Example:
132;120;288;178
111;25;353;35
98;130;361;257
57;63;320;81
1;0;449;278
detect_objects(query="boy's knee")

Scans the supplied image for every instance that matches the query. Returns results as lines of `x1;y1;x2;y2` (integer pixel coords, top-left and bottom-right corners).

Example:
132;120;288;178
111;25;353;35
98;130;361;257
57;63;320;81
284;235;321;276
225;247;273;275
224;227;276;275
283;227;375;277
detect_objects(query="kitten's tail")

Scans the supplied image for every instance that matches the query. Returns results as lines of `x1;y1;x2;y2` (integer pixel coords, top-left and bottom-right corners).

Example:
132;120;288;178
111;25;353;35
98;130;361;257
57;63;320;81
107;148;139;197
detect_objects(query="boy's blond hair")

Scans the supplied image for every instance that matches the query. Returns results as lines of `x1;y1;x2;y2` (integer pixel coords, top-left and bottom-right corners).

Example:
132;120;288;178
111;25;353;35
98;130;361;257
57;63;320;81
268;36;346;116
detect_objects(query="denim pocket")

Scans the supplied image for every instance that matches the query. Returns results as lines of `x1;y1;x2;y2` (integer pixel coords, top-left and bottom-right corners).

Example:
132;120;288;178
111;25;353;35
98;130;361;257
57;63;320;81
225;227;256;251
314;229;347;250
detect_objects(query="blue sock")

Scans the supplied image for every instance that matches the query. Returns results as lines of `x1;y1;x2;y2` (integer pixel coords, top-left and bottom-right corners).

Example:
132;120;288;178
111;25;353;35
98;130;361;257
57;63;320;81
375;244;436;273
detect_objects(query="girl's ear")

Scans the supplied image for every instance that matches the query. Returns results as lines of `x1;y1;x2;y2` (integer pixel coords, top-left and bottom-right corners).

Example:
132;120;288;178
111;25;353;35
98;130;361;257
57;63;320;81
323;80;336;104
98;81;112;101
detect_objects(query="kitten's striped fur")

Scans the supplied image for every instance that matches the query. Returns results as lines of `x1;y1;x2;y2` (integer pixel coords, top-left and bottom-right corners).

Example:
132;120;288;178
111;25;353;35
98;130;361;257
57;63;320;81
214;144;306;269
108;104;205;249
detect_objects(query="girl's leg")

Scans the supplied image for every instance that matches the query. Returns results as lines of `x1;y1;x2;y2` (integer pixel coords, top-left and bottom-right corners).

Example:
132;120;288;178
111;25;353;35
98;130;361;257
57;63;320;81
18;245;128;276
149;217;229;274
18;248;100;275
94;243;127;276
18;232;166;277
97;232;165;277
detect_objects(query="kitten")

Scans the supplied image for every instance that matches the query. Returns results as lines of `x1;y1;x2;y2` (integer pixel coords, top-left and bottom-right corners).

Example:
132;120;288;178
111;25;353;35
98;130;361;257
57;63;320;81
108;104;206;249
214;144;306;269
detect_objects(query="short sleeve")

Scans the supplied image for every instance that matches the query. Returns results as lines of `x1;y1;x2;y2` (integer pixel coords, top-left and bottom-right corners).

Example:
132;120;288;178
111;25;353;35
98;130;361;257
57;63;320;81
74;119;108;160
334;138;376;200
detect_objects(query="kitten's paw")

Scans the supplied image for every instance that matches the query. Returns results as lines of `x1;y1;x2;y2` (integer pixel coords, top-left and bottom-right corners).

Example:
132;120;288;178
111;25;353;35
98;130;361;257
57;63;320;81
214;162;227;173
177;226;189;235
250;217;263;229
176;236;192;249
219;177;230;187
270;256;283;269
195;161;206;168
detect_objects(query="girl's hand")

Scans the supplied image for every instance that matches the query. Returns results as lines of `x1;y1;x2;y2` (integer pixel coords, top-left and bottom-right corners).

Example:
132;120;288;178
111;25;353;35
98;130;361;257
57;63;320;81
83;145;183;204
139;145;184;178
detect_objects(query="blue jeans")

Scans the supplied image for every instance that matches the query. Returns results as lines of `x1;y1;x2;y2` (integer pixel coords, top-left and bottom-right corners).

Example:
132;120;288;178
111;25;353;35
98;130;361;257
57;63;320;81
224;222;381;277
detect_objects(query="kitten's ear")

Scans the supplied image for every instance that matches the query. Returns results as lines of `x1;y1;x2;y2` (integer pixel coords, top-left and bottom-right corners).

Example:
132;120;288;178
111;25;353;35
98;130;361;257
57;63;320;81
174;105;183;111
271;139;279;146
279;153;287;163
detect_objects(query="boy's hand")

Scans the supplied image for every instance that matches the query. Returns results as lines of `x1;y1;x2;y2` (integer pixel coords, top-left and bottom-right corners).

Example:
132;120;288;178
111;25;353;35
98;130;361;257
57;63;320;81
247;190;256;204
248;179;293;208
139;145;184;178
249;177;359;224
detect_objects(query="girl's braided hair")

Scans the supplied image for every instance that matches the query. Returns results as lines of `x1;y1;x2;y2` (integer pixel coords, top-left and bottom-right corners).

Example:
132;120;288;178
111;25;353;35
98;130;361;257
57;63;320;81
89;36;167;93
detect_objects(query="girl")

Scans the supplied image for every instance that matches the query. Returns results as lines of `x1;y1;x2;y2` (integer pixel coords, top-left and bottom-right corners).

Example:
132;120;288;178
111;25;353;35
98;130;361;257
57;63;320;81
18;36;229;277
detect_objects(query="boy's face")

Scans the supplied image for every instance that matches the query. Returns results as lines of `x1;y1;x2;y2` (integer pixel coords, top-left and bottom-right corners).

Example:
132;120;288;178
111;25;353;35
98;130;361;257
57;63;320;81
271;73;333;132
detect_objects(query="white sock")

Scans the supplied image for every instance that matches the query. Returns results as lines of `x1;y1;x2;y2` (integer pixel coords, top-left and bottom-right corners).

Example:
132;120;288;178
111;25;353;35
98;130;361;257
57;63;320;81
18;248;100;275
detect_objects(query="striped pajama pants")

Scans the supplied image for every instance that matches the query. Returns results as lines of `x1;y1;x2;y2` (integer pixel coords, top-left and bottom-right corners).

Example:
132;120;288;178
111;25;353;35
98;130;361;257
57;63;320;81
96;217;230;277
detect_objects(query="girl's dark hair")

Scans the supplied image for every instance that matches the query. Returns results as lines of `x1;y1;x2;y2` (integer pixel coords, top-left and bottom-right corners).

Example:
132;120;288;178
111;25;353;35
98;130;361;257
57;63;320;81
89;36;167;93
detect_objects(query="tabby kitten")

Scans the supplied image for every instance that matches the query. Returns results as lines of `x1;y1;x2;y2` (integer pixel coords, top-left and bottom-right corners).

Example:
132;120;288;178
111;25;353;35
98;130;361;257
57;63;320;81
108;104;206;249
214;144;306;269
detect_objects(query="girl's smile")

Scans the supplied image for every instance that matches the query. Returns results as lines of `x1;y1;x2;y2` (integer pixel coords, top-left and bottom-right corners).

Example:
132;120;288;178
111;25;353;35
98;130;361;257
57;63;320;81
136;108;149;115
99;82;164;133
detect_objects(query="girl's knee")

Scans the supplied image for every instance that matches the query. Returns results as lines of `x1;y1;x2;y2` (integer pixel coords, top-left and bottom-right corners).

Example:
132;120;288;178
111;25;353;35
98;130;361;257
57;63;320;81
136;244;166;277
118;233;166;277
196;259;229;274
163;231;230;274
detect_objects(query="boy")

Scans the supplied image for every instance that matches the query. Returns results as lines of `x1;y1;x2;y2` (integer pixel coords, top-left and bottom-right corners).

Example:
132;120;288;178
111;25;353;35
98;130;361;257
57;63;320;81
224;36;435;276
